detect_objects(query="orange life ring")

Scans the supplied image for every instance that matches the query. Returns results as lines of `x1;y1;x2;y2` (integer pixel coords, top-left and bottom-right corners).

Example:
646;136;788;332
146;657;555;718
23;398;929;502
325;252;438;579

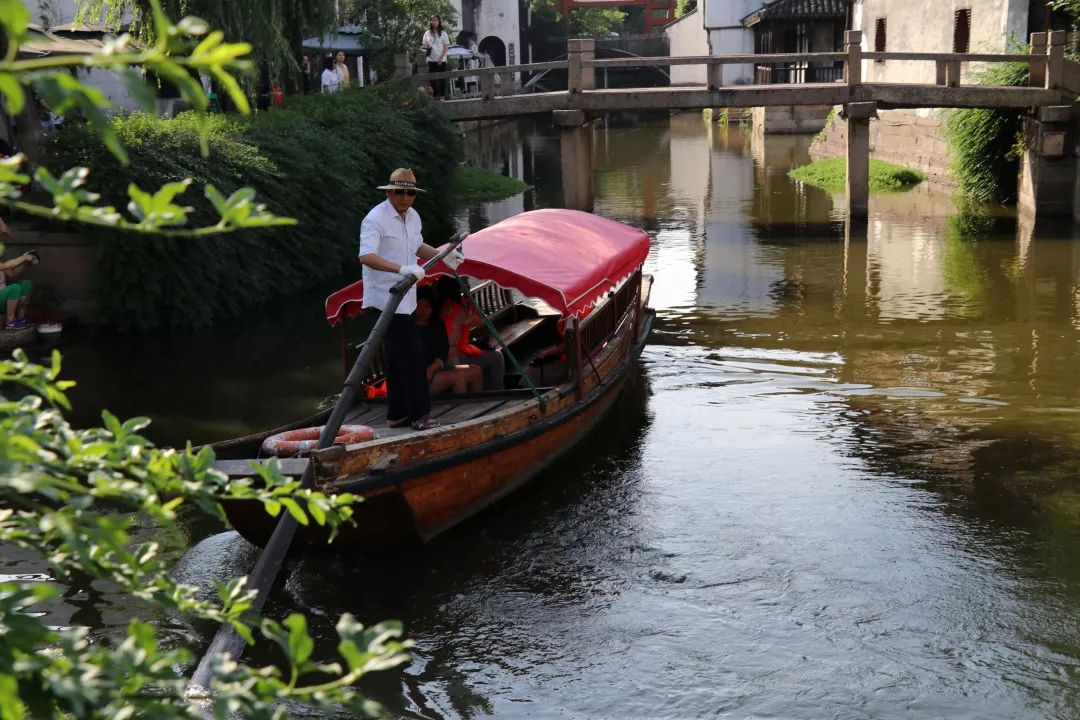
261;424;375;457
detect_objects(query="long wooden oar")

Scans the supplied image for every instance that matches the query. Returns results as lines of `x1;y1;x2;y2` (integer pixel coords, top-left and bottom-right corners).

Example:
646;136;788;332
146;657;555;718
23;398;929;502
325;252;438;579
187;233;467;696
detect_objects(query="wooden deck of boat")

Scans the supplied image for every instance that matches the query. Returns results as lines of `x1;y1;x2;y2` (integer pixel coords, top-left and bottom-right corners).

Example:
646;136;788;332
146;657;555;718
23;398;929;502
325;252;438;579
343;395;525;438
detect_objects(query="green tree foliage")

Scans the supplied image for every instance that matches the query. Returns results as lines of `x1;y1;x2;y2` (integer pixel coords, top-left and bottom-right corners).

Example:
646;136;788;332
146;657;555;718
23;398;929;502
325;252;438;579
339;0;456;78
0;2;412;715
0;0;291;235
42;84;460;332
569;8;626;36
1050;0;1080;25
943;59;1029;203
528;0;561;19
527;0;626;36
76;0;340;86
675;0;696;18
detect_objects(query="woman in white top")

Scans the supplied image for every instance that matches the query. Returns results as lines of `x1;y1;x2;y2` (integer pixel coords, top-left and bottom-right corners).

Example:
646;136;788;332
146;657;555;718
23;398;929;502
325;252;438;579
320;55;341;93
421;15;450;98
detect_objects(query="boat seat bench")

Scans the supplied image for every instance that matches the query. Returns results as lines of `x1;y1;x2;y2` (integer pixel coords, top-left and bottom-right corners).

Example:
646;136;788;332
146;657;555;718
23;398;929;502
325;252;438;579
495;317;545;348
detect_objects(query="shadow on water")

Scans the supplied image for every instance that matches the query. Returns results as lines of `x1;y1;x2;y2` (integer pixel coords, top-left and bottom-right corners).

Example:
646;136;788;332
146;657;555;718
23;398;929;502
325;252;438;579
43;277;352;446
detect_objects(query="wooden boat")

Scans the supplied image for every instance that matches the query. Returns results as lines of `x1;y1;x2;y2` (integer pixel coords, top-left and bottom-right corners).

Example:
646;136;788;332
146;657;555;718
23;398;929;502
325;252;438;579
212;209;654;548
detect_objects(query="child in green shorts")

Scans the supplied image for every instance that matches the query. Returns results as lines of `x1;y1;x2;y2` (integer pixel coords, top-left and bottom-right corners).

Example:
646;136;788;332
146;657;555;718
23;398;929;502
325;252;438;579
0;249;39;331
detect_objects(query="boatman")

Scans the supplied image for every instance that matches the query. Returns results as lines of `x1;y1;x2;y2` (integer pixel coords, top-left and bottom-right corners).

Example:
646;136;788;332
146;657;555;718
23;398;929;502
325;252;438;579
359;168;464;431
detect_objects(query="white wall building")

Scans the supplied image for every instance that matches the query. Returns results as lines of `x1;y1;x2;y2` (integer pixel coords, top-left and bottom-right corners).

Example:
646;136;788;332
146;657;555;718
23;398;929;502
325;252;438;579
665;0;762;86
665;9;708;85
453;0;521;66
853;0;1048;85
703;0;757;84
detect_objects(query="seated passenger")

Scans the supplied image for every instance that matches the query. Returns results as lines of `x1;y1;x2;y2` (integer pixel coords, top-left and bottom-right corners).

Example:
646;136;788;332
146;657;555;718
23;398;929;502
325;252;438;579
437;277;505;391
415;288;482;394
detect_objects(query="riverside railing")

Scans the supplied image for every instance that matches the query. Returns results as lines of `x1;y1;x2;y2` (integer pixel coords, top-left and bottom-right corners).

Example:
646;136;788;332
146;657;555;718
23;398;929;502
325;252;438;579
404;30;1077;101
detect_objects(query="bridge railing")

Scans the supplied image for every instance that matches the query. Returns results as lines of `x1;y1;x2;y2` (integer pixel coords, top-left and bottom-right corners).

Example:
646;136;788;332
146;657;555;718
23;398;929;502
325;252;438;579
406;29;1073;100
411;60;568;100
755;63;844;85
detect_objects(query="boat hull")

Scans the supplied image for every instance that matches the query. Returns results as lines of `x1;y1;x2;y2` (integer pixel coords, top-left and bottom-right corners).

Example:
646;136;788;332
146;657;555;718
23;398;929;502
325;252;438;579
224;339;641;549
223;306;652;550
220;261;654;550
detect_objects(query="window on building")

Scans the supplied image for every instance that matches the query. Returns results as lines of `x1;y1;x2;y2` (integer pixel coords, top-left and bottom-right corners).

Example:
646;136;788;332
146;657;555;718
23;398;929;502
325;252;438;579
650;7;669;19
874;17;887;57
953;8;971;54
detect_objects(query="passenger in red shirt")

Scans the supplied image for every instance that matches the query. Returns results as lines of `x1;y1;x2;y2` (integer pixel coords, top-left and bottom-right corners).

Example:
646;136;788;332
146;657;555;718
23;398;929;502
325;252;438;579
437;278;505;391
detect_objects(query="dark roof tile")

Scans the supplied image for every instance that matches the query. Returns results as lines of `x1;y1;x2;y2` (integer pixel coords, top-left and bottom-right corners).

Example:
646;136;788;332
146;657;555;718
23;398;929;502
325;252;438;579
743;0;850;27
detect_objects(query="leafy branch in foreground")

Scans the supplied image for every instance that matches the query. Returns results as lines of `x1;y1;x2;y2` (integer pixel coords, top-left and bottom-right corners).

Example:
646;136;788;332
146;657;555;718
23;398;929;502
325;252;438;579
0;0;294;235
0;1;413;716
0;349;412;718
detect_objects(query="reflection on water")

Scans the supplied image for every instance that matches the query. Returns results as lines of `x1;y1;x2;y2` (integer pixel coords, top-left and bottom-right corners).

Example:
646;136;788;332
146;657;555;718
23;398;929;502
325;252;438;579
430;113;1080;717
21;112;1080;718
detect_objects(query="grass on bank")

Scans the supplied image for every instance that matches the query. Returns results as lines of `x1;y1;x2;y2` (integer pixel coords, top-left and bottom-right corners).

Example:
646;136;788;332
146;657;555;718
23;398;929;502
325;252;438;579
788;157;925;195
943;56;1029;203
453;166;528;204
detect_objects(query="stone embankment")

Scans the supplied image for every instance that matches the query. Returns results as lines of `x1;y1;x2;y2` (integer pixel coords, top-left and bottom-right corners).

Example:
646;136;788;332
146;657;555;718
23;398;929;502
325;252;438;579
810;109;954;186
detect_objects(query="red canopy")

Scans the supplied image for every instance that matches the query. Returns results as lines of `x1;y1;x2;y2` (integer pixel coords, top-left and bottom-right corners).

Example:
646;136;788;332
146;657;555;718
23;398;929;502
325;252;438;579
325;209;650;327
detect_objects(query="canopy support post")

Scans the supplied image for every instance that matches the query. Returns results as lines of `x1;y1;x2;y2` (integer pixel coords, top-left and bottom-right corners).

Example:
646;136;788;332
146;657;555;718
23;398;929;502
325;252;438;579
571;316;584;401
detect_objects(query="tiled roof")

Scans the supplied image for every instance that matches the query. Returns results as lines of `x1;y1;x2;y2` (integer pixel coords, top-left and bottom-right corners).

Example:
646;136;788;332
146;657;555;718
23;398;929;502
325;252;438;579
742;0;850;27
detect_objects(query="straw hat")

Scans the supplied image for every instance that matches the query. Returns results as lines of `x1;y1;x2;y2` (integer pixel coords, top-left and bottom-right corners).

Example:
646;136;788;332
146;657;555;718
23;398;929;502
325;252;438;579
376;167;426;193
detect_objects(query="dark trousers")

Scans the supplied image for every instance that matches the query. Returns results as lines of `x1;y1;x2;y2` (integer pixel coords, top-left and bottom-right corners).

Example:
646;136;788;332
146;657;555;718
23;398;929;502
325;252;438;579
428;61;447;97
380;311;431;423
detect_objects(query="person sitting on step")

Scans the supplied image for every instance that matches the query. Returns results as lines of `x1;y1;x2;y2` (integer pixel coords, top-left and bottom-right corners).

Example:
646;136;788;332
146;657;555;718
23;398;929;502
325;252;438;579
0;247;39;331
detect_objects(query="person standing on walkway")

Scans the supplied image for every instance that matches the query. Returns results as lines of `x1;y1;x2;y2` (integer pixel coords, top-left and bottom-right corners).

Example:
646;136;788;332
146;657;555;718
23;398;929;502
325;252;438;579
320;55;341;93
422;15;450;98
334;50;351;87
359;168;464;430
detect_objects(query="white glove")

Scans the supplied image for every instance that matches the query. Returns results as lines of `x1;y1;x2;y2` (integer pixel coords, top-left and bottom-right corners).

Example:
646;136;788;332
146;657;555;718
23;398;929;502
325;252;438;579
442;247;465;271
399;264;425;281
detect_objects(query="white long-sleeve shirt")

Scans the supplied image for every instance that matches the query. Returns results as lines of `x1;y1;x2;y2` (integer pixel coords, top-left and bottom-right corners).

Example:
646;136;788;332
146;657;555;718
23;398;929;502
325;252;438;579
358;200;424;314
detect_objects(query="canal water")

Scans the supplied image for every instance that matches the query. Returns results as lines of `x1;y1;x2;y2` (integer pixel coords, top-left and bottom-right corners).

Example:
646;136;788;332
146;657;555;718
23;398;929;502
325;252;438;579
18;113;1080;718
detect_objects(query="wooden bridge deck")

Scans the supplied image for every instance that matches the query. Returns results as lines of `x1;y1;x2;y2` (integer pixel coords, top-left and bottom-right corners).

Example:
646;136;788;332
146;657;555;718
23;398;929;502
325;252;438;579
405;31;1080;123
438;83;1068;122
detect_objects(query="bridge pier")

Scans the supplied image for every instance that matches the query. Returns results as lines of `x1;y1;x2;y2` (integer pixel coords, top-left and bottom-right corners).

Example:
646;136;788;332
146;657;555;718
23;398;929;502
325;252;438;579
553;109;594;212
1017;105;1079;220
844;102;877;218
